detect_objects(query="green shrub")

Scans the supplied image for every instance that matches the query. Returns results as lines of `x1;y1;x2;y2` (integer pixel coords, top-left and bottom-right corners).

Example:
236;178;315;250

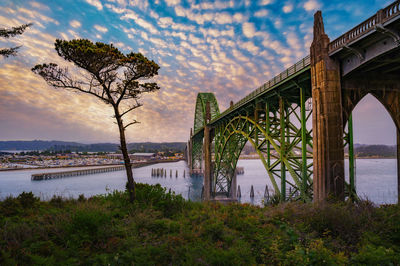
1;184;400;265
285;239;348;265
0;196;22;216
66;209;110;241
134;183;186;217
17;192;39;208
351;244;400;264
49;195;64;208
78;194;86;202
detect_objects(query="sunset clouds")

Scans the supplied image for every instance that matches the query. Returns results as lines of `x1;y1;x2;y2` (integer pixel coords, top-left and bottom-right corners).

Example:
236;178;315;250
0;0;393;143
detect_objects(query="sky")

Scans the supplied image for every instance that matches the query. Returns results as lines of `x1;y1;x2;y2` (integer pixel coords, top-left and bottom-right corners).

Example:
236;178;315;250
0;0;396;144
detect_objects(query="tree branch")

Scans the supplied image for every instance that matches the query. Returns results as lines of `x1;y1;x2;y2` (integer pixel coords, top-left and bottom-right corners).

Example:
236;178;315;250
120;102;142;117
0;47;20;57
0;23;32;38
32;63;111;104
124;120;140;129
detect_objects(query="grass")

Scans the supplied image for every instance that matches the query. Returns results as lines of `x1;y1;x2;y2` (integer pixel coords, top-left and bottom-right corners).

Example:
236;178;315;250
1;184;399;265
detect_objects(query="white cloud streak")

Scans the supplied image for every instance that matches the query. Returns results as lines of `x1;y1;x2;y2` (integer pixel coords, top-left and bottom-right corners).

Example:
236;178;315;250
94;24;108;33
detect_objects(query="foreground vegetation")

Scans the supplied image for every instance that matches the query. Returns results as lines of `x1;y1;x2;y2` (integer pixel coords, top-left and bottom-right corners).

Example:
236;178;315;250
1;185;399;265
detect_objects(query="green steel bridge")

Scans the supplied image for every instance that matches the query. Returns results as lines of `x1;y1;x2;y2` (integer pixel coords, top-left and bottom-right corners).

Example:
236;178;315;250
186;1;400;202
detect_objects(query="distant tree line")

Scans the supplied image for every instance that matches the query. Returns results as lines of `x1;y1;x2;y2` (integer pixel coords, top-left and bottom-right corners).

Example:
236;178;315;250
242;143;397;158
351;144;396;158
18;150;72;156
0;141;186;154
17;150;107;156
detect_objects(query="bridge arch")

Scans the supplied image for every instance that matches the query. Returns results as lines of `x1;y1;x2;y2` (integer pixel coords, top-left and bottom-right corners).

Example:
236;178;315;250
193;93;220;132
212;99;313;201
191;93;220;170
343;92;399;203
342;76;400;132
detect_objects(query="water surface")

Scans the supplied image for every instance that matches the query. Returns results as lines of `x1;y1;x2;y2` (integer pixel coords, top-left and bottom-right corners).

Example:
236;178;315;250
0;159;397;205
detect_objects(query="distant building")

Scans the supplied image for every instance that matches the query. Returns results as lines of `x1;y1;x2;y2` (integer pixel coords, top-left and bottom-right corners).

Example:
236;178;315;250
107;153;123;159
130;153;156;160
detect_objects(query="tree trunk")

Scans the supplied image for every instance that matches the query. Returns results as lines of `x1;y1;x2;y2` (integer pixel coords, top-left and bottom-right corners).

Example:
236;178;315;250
114;107;135;202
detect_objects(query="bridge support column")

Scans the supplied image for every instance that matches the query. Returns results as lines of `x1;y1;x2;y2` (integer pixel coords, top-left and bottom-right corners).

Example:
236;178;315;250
203;102;212;201
279;97;287;201
230;170;237;200
203;124;212;200
397;130;400;204
310;11;345;201
188;128;193;174
348;114;356;200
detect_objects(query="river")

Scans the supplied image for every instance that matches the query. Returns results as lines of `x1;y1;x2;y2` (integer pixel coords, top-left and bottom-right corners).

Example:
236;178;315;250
0;159;397;205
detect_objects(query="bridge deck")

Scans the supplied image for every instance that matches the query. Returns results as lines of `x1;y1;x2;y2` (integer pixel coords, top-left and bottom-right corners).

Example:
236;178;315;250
193;1;400;138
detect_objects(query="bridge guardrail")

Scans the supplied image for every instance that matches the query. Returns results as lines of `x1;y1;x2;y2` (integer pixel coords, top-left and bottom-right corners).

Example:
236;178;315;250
328;1;400;54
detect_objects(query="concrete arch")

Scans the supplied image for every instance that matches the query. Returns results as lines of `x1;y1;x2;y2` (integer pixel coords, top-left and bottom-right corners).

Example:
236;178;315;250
342;75;400;131
341;74;400;203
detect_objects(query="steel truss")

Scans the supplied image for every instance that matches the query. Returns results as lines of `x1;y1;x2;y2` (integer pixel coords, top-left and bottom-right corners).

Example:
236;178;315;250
343;114;357;200
192;93;220;170
212;86;313;202
188;48;370;202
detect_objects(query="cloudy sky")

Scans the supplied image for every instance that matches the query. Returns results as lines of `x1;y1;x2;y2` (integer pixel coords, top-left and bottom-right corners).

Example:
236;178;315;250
0;0;396;144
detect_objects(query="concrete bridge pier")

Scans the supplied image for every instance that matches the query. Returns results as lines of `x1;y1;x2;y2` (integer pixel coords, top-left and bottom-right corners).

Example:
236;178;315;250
203;102;212;201
188;128;193;175
203;101;237;202
230;171;237;200
203;124;211;200
398;131;400;204
310;11;345;201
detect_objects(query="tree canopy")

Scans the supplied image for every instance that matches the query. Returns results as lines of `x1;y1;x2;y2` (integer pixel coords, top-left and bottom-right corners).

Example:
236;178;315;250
32;39;161;202
33;39;160;110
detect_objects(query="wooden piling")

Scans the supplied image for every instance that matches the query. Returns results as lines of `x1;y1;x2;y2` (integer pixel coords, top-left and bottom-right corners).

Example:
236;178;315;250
237;185;241;198
264;184;269;200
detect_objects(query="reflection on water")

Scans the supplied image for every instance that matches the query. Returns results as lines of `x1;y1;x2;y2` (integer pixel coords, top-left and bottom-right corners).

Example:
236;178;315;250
0;159;397;205
0;161;204;201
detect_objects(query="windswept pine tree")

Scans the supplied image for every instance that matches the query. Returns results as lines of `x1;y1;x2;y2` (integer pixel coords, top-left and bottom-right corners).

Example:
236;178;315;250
32;39;160;202
0;23;32;57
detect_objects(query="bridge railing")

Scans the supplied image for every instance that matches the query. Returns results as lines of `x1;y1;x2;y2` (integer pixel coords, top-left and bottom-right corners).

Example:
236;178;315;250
209;55;310;125
328;1;400;54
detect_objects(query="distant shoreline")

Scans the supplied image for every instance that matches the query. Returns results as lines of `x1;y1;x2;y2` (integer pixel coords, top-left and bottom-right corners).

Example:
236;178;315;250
0;159;182;172
238;156;397;160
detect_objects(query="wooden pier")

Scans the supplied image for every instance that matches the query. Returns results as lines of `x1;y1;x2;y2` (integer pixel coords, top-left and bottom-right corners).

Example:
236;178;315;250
31;166;125;180
31;160;181;181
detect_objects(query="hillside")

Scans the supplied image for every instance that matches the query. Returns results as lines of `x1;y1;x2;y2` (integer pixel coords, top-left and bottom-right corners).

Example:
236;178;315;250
0;140;397;157
0;140;83;151
0;141;186;153
1;185;399;264
242;142;397;158
352;144;396;158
